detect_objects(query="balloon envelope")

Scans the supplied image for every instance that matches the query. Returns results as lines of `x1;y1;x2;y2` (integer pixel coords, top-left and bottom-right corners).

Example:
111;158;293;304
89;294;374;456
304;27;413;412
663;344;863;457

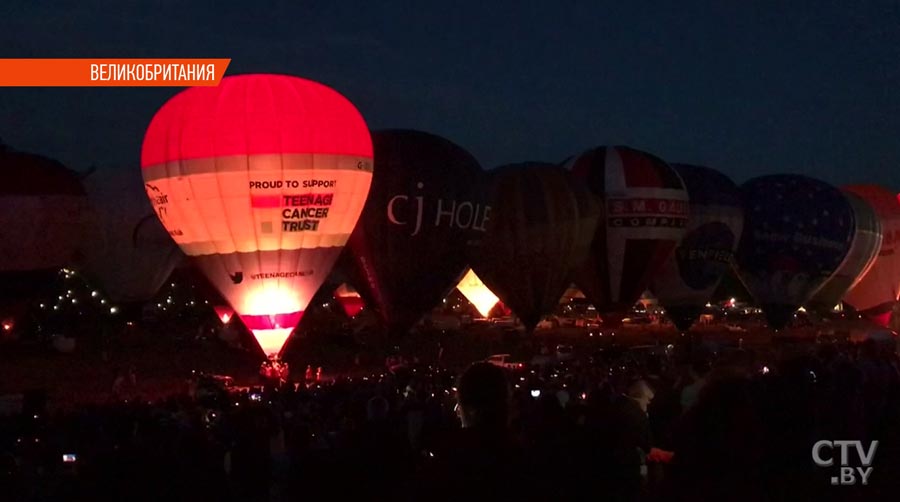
469;163;600;331
79;167;184;304
841;185;900;325
650;164;743;332
807;191;881;314
456;268;500;318
565;146;689;318
141;74;373;357
735;175;854;329
0;148;87;306
343;129;487;334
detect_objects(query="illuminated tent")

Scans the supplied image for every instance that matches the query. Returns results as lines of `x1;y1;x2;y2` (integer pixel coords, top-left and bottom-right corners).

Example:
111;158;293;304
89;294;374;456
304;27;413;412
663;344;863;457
141;74;373;357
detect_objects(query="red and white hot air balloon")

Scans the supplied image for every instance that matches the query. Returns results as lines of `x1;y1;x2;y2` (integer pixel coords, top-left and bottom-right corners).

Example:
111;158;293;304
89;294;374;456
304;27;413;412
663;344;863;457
141;74;373;357
456;268;500;318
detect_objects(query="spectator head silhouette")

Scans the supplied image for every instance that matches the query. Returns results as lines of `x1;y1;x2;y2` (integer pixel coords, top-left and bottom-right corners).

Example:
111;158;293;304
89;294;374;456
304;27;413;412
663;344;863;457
456;362;510;429
626;378;655;413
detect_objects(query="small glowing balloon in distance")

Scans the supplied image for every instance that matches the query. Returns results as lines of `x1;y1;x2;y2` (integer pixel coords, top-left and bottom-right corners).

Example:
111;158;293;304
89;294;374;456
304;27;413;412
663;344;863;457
141;74;373;358
455;268;499;318
214;305;235;325
333;283;365;318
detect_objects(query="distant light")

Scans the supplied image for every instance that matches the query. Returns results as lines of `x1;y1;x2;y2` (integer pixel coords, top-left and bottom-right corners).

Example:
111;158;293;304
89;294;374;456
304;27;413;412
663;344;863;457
100;299;107;305
2;322;12;331
71;299;77;304
91;291;99;297
53;306;59;310
110;307;118;314
39;304;45;309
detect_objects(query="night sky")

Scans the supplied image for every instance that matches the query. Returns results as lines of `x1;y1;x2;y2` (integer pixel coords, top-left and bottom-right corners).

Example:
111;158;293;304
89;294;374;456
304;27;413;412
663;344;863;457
2;1;900;188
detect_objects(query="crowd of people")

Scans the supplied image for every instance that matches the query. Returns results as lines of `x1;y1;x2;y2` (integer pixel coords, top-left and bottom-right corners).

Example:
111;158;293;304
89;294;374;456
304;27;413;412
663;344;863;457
1;338;900;501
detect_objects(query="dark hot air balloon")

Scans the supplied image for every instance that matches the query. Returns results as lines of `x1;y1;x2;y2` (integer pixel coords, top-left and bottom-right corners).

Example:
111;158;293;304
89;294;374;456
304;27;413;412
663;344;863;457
841;185;900;326
565;146;689;323
343;129;488;335
650;164;743;332
469;163;600;332
0;146;87;324
141;74;373;358
734;175;854;330
806;191;881;315
79;166;184;308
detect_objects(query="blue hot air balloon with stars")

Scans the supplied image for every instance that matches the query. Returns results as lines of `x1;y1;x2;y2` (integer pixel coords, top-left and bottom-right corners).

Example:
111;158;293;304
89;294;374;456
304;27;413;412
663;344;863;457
734;175;854;330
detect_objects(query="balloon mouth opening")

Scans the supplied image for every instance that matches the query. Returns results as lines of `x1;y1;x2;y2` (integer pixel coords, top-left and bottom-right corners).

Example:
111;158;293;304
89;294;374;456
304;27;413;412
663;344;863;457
240;310;304;357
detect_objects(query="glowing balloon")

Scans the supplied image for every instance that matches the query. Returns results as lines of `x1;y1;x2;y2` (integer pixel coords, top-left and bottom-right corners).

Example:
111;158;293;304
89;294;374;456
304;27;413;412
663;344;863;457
343;130;487;334
735;175;854;329
807;191;881;315
79;167;184;304
841;185;900;325
141;74;373;357
565;146;689;321
649;164;743;332
456;268;500;318
213;305;235;324
333;283;365;318
469;163;600;331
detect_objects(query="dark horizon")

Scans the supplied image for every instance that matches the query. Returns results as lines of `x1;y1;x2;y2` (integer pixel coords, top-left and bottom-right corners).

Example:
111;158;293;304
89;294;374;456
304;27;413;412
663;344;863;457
2;1;900;188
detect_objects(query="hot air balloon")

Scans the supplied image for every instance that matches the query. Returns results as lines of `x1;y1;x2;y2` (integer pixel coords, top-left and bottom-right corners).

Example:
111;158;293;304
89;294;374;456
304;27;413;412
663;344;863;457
333;283;365;318
0;146;87;323
456;268;500;318
343;129;487;335
806;191;881;315
141;74;373;358
469;163;600;332
78;166;184;309
841;185;900;326
565;146;689;323
734;175;854;330
649;164;743;332
213;304;235;324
